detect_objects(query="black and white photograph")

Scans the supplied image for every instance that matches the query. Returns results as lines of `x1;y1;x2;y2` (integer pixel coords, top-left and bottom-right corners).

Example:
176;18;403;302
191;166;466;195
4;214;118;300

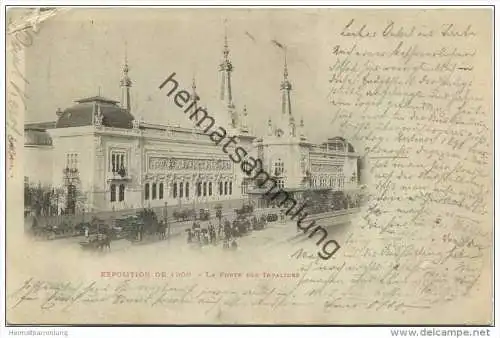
4;5;495;328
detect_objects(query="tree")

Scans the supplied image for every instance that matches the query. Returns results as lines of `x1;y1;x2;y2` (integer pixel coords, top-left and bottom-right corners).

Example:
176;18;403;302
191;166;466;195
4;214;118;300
24;182;85;216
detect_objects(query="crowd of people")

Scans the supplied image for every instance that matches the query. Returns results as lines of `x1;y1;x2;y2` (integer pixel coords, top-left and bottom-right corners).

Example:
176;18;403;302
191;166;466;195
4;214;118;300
185;214;267;250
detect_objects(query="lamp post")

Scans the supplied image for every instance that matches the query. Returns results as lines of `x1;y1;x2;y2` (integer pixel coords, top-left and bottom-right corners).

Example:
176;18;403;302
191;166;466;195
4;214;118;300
165;201;170;239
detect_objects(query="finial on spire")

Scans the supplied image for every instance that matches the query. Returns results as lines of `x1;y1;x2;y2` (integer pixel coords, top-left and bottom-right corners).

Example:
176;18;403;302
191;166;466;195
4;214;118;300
125;40;128;64
120;45;132;111
223;18;229;57
219;20;234;107
191;75;200;102
284;47;288;79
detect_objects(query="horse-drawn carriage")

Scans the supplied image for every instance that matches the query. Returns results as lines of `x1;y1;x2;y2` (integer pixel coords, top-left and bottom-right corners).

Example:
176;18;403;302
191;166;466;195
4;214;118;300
266;213;279;222
77;217;114;251
199;208;210;221
234;203;254;217
251;215;267;231
79;233;111;251
173;209;196;222
119;209;167;242
31;219;79;239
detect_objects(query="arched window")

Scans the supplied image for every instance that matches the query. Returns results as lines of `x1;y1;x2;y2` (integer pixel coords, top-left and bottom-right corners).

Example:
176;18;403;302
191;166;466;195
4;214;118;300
145;183;150;200
159;183;164;200
179;182;184;198
273;159;284;177
197;182;202;197
219;182;223;195
224;182;228;195
203;182;207;196
229;182;232;195
119;184;125;201
110;184;117;202
209;182;212;196
173;182;177;198
185;182;190;198
152;183;157;200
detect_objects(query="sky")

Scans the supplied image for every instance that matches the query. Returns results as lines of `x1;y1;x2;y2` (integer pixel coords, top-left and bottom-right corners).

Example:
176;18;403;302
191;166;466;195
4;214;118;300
25;8;343;142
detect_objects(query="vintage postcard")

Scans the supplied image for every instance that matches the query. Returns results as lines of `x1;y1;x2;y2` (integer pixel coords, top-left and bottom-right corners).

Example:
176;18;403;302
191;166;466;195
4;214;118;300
5;7;494;325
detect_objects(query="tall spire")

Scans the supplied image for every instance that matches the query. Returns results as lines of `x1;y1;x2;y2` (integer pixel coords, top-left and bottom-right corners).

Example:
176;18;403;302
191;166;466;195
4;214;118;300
191;75;200;108
280;48;292;116
219;21;237;128
191;75;200;135
120;42;132;112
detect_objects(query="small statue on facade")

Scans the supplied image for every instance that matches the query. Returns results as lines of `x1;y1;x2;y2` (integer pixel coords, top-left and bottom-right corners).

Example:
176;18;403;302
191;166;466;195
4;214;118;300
94;104;104;127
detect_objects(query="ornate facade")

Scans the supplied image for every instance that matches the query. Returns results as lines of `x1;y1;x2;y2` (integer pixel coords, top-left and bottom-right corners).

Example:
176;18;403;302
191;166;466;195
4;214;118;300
24;31;361;214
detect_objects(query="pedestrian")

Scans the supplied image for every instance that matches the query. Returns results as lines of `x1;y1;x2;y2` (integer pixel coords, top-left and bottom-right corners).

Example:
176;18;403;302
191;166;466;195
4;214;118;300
231;239;238;250
217;223;223;239
186;229;193;243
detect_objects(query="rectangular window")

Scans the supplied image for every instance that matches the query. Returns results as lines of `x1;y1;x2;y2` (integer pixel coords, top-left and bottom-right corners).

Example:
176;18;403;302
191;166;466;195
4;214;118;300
203;182;207;197
197;182;202;197
110;184;116;202
179;182;184;198
173;183;177;198
185;182;190;198
229;182;232;195
119;184;125;201
224;182;228;195
110;151;127;173
152;183;157;200
209;182;212;196
219;182;223;195
145;183;150;200
159;183;164;200
65;153;79;170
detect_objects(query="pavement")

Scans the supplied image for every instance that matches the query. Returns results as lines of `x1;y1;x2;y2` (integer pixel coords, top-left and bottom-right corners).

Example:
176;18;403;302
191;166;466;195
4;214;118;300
25;208;358;261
